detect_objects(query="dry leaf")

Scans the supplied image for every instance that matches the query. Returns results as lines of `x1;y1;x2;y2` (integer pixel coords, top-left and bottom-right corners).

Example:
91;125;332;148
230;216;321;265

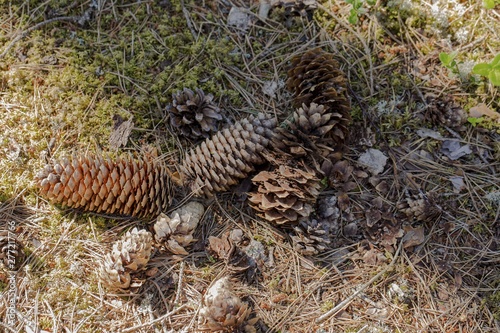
469;103;500;122
440;140;472;160
402;225;425;248
358;148;388;175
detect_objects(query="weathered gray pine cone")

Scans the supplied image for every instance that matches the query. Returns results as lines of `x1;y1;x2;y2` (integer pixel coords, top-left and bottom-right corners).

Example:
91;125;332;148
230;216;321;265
424;94;467;130
167;88;223;140
248;163;321;225
35;154;172;218
153;201;205;255
397;192;442;222
198;277;251;331
178;113;278;197
287;48;351;148
0;230;25;270
99;227;153;291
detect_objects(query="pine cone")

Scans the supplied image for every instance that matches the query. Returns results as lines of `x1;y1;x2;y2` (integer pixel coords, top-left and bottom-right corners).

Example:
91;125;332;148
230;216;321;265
178;113;278;197
287;48;351;148
153;201;205;255
99;227;152;291
248;163;321;225
199;277;251;331
167;88;223;140
271;103;345;161
35;154;172;218
0;230;25;270
424;94;466;130
291;220;331;256
397;192;442;222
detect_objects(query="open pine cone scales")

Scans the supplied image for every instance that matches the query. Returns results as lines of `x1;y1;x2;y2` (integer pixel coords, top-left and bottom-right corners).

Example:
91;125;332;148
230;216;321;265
36;154;171;218
287;48;351;147
167;88;223;139
248;163;321;225
179;113;278;197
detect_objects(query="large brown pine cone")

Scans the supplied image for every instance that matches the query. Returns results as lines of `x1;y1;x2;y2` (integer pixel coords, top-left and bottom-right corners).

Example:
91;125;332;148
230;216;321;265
167;88;223;140
287;48;351;148
35;154;172;218
178;113;278;197
248;163;321;225
0;230;25;270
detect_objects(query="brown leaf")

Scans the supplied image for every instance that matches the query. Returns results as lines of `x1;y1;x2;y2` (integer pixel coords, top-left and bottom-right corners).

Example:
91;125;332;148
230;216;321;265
402;225;425;248
469;103;500;121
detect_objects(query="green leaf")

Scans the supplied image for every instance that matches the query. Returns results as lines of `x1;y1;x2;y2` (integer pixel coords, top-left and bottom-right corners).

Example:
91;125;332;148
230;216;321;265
490;54;500;68
467;117;484;127
488;68;500;86
472;63;492;77
483;0;496;8
367;0;376;5
439;51;457;68
348;10;359;25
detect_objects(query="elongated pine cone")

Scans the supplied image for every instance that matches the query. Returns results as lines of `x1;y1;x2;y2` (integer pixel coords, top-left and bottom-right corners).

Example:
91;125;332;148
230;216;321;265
0;230;25;270
179;113;278;197
167;88;223;139
99;227;152;291
287;48;351;148
248;163;321;225
35;154;172;218
153;201;205;255
199;277;251;331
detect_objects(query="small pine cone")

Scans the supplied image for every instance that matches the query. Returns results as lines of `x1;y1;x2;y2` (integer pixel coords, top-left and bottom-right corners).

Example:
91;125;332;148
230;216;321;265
0;230;25;270
248;163;321;225
179;113;278;197
291;219;332;256
99;227;152;291
199;277;251;331
424;94;467;130
153;201;205;255
167;88;223;140
35;154;172;218
287;48;351;148
397;192;442;222
272;103;345;160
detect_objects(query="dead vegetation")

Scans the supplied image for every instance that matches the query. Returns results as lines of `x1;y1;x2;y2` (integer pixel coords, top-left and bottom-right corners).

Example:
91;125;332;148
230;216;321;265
1;0;499;332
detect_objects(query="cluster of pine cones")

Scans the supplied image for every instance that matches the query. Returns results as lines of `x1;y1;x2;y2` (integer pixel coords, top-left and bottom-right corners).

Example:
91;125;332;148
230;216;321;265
34;48;351;257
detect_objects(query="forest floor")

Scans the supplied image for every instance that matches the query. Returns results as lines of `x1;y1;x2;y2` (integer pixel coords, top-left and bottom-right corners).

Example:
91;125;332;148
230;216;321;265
0;0;499;332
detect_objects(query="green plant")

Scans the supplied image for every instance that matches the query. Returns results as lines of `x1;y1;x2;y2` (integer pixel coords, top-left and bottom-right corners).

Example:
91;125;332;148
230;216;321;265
467;117;484;127
472;54;500;86
439;51;460;75
345;0;375;25
483;0;500;9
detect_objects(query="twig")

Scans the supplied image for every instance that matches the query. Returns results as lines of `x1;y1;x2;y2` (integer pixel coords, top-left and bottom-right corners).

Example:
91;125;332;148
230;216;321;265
174;261;185;306
315;241;403;324
121;304;187;333
0;16;79;59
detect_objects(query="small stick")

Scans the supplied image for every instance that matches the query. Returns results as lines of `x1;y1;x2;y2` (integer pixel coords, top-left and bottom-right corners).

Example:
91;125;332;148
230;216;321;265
315;241;403;324
174;261;185;306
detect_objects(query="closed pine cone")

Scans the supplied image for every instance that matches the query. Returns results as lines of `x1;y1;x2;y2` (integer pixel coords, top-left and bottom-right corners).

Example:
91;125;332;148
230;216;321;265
167;88;223;140
248;163;321;225
35;154;172;218
99;227;153;291
178;113;278;197
424;94;466;130
0;230;25;270
287;48;351;148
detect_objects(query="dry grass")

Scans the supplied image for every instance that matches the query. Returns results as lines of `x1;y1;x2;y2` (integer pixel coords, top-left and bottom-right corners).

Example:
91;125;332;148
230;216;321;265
1;0;499;332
